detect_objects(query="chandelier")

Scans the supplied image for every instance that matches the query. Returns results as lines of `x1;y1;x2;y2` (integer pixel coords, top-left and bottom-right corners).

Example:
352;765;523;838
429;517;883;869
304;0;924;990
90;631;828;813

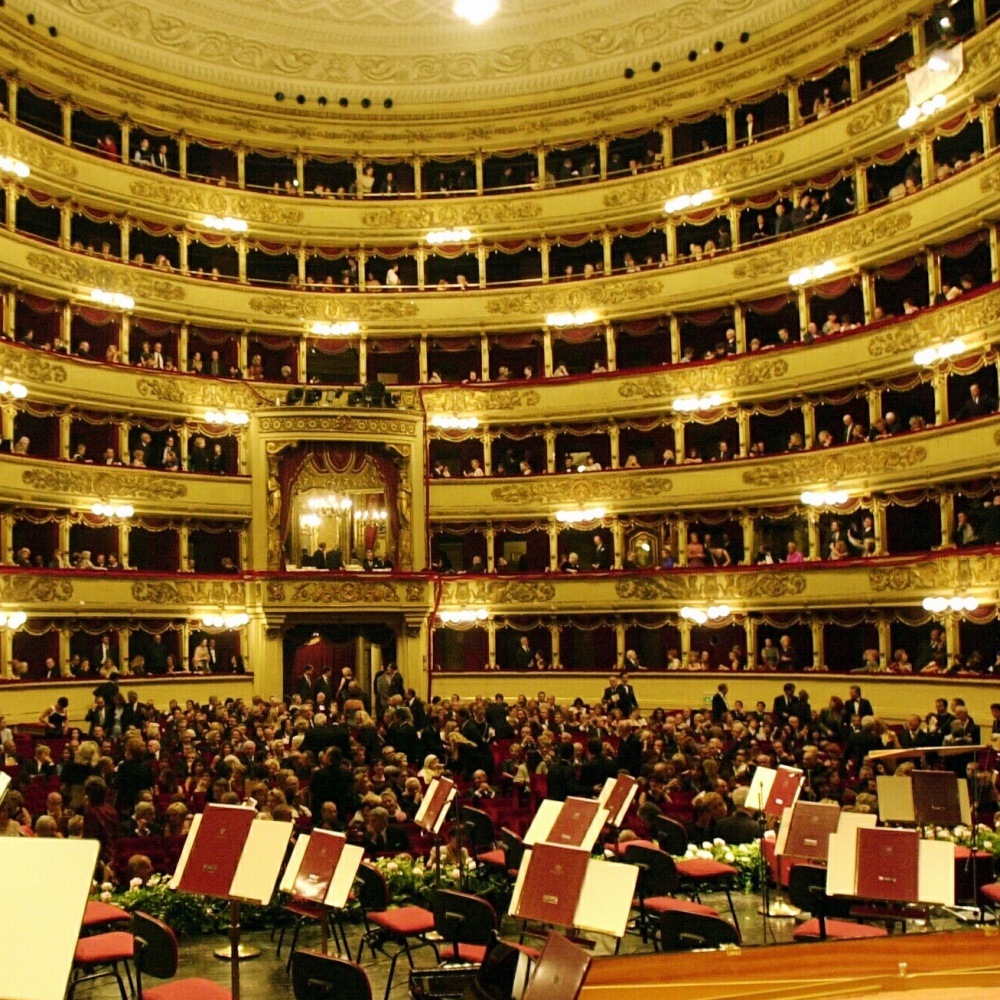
306;494;354;515
453;0;499;25
360;508;389;524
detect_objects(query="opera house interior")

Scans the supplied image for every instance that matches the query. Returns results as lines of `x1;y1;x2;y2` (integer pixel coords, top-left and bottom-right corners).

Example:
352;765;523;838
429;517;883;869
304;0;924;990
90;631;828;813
2;0;1000;996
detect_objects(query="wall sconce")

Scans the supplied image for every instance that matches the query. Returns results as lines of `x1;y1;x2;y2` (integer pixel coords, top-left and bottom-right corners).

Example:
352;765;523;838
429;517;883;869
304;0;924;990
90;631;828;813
0;611;27;630
202;611;250;628
664;190;713;214
680;604;731;624
555;507;607;523
429;415;479;430
90;502;134;519
800;490;850;507
91;289;135;310
922;595;979;613
204;409;250;425
0;379;28;399
438;609;489;623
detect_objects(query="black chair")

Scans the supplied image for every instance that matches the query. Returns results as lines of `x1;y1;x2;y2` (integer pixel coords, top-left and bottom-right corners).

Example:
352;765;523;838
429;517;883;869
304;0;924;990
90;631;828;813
787;864;888;942
653;815;688;856
291;950;372;1000
430;889;498;966
131;911;231;1000
275;897;344;974
460;806;497;860
659;910;740;952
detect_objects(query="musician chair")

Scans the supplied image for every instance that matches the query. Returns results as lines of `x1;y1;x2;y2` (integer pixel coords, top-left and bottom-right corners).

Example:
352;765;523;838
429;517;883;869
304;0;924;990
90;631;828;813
275;897;343;974
431;889;541;968
788;864;889;942
68;930;135;1000
353;862;437;1000
132;911;232;1000
291;950;372;1000
81;899;132;932
659;910;740;952
978;880;1000;921
459;806;498;863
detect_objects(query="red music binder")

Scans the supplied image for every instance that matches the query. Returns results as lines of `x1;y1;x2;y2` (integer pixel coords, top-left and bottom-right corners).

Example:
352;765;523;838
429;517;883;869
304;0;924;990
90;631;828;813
764;766;804;819
522;932;592;1000
292;830;346;904
856;827;919;902
517;843;590;927
416;776;455;834
912;770;962;828
547;798;601;847
781;801;840;862
177;804;255;899
602;775;637;825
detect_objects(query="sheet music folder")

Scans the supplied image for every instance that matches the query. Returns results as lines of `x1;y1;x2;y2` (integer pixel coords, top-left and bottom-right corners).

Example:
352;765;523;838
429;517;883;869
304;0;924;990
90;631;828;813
415;776;456;835
764;766;804;819
912;770;963;827
598;775;638;827
547;798;602;848
514;842;590;927
856;827;920;902
522;932;592;1000
293;829;346;903
177;803;255;899
776;801;840;862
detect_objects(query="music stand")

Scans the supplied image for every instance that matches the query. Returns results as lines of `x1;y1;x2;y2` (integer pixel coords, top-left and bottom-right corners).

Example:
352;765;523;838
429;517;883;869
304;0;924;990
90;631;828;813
279;830;365;955
748;766;803;921
523;797;609;851
415;776;457;885
598;775;638;831
876;772;972;828
510;842;638;939
172;803;293;1000
0;838;99;1000
776;801;841;865
0;770;10;805
522;932;592;1000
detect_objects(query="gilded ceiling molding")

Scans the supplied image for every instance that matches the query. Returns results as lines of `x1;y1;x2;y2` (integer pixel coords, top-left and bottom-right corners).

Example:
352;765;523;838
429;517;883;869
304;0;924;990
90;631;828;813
423;388;540;413
287;580;401;604
22;466;189;499
868;288;1000;357
740;444;928;488
731;212;913;281
0;575;74;603
868;555;993;593
131;579;245;604
490;474;670;505
0;343;68;384
617;357;789;401
295;458;385;495
844;94;910;138
136;374;261;410
360;202;544;230
257;414;418;437
441;579;557;605
249;294;419;322
25;251;186;302
128;179;305;226
614;571;807;602
485;278;664;317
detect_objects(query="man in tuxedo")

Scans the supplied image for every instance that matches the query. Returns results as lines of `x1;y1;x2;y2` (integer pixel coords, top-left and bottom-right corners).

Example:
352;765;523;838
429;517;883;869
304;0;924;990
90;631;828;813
22;743;56;779
153;143;170;171
205;638;220;673
404;688;426;731
591;534;610;571
326;546;344;571
714;786;759;845
846;716;883;773
362;808;409;856
844;685;874;721
297;664;316;703
615;721;643;777
514;636;534;670
312;542;329;568
777;634;797;671
302;711;351;758
485;694;513;738
898;713;932;749
957;382;997;420
361;548;384;571
951;701;981;743
578;739;617;795
546;744;577;801
151;342;165;369
825;520;849;559
85;696;110;737
602;674;627;715
991;702;1000;737
41;656;60;680
144;633;167;676
93;634;116;670
772;682;797;723
313;666;334;706
309;746;356;820
385;707;419;763
711;683;729;724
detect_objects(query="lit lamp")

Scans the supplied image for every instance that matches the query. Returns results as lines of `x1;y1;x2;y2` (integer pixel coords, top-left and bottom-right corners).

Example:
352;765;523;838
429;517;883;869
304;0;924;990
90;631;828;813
0;379;28;399
202;611;250;628
452;0;499;25
0;611;27;630
438;609;489;623
89;502;134;520
921;595;979;613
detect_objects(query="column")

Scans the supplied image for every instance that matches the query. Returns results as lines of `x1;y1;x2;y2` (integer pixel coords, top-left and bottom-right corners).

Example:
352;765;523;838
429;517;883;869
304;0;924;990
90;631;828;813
178;426;190;467
740;515;754;567
866;387;882;428
0;627;12;679
58;413;72;459
673;418;685;463
797;288;810;334
4;188;14;232
724;104;737;151
0;402;9;442
237;331;248;374
877;619;892;671
416;248;426;291
6;80;16;123
59;627;72;678
745;619;758;673
602;231;613;275
605;324;617;372
474;152;484;196
974;0;988;29
487;620;497;669
802;402;816;448
178;135;188;179
728;206;741;250
58;520;70;566
678;620;692;664
355;157;365;199
178;525;189;571
59;205;72;248
181;622;191;670
737;409;750;457
615;623;626;669
911;21;926;60
542;329;553;377
418;336;429;383
873;502;887;556
412;157;422;198
236;147;246;189
810;621;825;671
860;271;876;323
358;249;367;290
608;423;620;469
120;120;130;165
119;218;130;263
549;624;561;669
119;523;130;569
675;519;689;567
939;493;955;548
540;240;550;282
733;305;747;353
665;222;678;264
296;338;307;384
117;422;130;462
358;334;368;385
485;526;495;573
179;232;189;275
61;101;72;145
598;137;609;181
918;133;934;187
807;512;821;560
927;250;942;305
237;241;247;283
611;521;624;570
0;512;13;565
480;332;490;381
477;245;487;289
482;431;492;476
660;124;673;167
547;522;559;570
3;290;15;337
536;148;547;189
990;224;1000;284
544;429;557;474
847;51;862;103
295;153;305;195
932;373;949;424
119;313;130;364
61;304;72;351
786;81;801;130
296;248;306;284
668;315;681;363
178;323;189;372
854;164;869;214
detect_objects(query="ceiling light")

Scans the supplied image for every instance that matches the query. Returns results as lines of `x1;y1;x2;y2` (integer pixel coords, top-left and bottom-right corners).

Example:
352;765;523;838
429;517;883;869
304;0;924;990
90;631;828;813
307;494;354;512
0;611;27;630
664;189;713;214
913;339;965;366
680;605;732;624
203;612;250;628
429;414;479;430
800;490;850;507
300;513;322;529
788;261;837;286
204;409;250;425
91;288;135;310
672;393;723;412
0;379;28;399
922;595;978;613
452;0;499;25
203;215;248;233
426;228;472;244
898;91;947;129
555;507;607;524
546;310;598;328
438;609;490;623
90;502;134;519
310;321;360;337
0;155;30;179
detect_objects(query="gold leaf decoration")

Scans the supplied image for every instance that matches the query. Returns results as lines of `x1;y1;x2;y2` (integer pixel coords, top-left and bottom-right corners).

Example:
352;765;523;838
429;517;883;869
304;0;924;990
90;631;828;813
22;467;188;500
25;251;186;302
288;580;400;604
485;278;663;316
741;445;927;488
424;388;540;413
128;179;304;225
266;582;287;602
0;120;78;179
136;375;260;409
257;414;417;437
360;201;542;229
0;343;68;384
844;94;909;137
490;473;670;505
405;582;426;602
618;357;788;400
0;575;74;603
131;580;244;604
614;571;805;602
868;289;1000;357
249;294;419;321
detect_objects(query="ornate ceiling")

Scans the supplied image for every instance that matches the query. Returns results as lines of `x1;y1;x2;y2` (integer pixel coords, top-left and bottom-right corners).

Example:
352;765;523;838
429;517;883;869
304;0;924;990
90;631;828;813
29;0;821;110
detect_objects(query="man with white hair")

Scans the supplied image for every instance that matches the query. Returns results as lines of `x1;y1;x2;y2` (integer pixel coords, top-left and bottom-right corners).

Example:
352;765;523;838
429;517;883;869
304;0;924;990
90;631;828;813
715;786;758;845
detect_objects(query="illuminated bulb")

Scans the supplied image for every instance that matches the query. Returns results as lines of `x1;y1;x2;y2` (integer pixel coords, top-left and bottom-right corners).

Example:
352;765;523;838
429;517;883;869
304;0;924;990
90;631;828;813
0;379;24;399
452;0;499;25
664;189;713;214
310;321;360;337
203;215;248;233
91;289;135;310
546;310;599;328
426;228;473;244
429;415;480;430
555;507;607;524
0;155;30;178
0;611;27;629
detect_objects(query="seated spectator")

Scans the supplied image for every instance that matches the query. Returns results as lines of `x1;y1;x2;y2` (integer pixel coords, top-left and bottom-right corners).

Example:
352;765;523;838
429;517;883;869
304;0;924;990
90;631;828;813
560;552;581;573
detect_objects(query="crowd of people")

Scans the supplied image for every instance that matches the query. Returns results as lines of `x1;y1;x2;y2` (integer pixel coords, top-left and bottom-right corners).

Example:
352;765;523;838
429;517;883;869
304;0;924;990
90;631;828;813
2;664;998;889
